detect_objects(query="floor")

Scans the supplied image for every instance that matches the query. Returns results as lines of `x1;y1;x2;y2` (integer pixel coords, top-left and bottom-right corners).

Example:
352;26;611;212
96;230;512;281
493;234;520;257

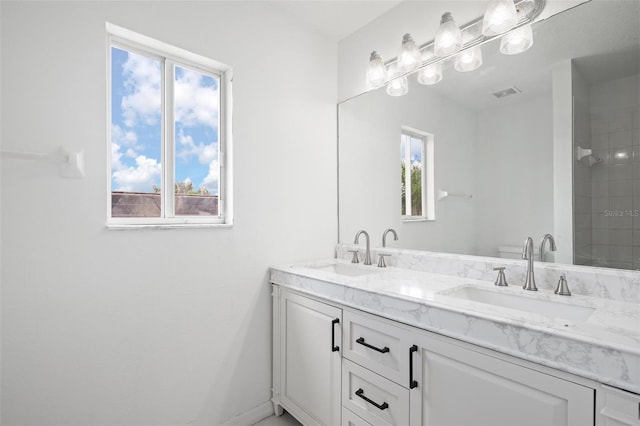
252;411;302;426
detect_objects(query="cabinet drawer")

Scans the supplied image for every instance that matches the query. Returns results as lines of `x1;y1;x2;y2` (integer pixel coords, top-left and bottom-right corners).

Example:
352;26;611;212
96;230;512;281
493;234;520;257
342;358;409;426
601;385;640;426
342;407;372;426
343;310;412;386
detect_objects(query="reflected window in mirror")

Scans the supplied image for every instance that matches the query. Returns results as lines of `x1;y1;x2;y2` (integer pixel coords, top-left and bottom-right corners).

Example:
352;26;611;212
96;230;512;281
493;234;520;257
401;128;435;221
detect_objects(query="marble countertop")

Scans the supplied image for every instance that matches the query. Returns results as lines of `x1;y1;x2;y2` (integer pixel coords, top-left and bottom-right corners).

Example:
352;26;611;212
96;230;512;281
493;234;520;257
270;258;640;394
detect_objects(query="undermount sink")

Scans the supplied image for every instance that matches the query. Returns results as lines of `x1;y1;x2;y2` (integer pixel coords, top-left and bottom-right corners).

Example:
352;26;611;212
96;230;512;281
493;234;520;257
310;263;378;277
447;286;595;322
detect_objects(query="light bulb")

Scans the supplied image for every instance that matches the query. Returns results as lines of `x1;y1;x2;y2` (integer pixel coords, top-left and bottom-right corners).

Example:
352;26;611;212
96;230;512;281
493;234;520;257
482;0;517;36
500;24;533;54
434;12;463;57
417;62;443;85
454;46;483;72
397;33;422;73
366;51;387;88
386;67;408;96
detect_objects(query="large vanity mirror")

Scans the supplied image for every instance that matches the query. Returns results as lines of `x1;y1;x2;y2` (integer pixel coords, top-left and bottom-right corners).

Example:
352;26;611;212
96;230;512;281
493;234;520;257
338;0;640;270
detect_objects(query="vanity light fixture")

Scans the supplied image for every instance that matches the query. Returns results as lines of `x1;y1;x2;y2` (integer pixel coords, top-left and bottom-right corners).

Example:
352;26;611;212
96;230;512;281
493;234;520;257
397;33;422;73
482;0;518;36
499;23;533;54
386;67;409;96
365;0;544;96
455;45;483;72
434;12;463;57
417;62;443;85
366;51;388;88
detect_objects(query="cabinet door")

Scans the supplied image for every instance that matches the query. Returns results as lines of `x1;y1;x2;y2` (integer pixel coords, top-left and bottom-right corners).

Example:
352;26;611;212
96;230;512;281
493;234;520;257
280;290;342;426
410;333;594;426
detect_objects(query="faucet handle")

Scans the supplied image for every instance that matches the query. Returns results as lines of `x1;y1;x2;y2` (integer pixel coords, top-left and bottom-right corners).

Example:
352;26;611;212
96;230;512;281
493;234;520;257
493;267;508;287
555;274;571;296
377;253;391;268
348;249;359;264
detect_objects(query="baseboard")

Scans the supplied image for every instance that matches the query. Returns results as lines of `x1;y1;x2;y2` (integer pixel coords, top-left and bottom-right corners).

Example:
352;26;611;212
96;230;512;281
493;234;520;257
222;401;274;426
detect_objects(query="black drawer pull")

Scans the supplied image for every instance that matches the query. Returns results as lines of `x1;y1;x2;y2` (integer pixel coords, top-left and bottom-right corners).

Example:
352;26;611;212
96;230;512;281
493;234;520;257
331;318;340;352
355;388;389;411
356;337;390;353
409;344;418;389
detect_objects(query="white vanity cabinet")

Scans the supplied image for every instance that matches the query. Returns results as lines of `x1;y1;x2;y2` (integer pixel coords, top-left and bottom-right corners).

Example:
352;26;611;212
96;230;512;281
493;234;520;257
273;286;602;426
411;332;594;426
272;287;342;426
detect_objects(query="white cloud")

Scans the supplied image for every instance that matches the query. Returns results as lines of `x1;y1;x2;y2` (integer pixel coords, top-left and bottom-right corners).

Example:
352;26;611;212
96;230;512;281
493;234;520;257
112;142;123;171
177;130;217;165
111;124;138;147
112;155;161;193
201;161;219;194
174;68;219;130
120;52;161;128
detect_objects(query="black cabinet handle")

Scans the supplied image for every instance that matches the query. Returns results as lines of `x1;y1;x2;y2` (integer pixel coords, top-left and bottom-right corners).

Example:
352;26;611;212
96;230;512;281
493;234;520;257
356;337;390;353
409;345;418;389
355;388;389;411
331;318;340;352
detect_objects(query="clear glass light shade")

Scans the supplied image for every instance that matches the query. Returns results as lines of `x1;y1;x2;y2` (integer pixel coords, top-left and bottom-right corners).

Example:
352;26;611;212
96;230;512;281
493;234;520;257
434;12;463;57
482;0;517;36
386;71;408;96
417;62;443;85
454;46;483;72
397;33;423;73
500;24;533;54
366;51;388;88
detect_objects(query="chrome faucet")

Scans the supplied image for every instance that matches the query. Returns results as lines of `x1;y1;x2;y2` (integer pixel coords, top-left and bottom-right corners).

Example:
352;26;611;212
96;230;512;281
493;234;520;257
382;228;398;247
522;237;537;291
539;233;557;262
354;230;372;265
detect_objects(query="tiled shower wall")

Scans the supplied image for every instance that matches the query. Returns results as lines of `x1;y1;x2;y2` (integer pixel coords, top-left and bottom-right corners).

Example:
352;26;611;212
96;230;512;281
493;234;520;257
588;74;640;270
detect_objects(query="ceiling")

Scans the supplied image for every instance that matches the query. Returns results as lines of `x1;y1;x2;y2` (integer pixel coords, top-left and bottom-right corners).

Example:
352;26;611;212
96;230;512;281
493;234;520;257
270;0;402;41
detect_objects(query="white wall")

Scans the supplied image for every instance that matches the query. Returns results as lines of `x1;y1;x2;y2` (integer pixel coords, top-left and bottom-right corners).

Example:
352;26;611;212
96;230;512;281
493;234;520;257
339;84;478;254
0;2;337;425
474;94;554;258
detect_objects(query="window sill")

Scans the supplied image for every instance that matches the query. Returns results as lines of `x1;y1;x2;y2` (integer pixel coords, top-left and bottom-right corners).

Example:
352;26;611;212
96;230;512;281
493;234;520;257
106;222;233;230
402;217;435;223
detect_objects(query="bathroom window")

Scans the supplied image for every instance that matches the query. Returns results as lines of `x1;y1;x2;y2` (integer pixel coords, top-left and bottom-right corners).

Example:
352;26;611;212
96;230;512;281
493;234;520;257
401;128;435;220
107;23;232;228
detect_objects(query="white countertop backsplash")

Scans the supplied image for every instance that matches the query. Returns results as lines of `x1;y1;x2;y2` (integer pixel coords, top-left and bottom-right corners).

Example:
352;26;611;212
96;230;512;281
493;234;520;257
271;247;640;394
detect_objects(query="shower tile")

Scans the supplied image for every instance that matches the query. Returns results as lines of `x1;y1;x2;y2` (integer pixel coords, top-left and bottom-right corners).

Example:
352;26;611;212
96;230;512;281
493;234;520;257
634;128;640;145
592;213;610;229
610;163;633;180
610;130;632;148
610;245;633;263
591;132;609;149
591;118;608;135
610;215;632;229
610;196;633;212
633;230;640;246
575;213;592;229
610;110;633;132
610;179;632;197
592;228;609;245
592;244;610;261
591;196;609;213
592;180;609;197
610;229;633;246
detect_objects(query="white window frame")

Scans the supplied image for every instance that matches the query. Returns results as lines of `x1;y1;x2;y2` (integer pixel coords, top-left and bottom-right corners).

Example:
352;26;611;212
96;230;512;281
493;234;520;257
401;126;435;222
106;23;233;229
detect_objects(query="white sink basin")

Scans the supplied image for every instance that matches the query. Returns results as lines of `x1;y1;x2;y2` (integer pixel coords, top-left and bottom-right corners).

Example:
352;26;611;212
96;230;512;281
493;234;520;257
448;286;595;322
310;263;378;277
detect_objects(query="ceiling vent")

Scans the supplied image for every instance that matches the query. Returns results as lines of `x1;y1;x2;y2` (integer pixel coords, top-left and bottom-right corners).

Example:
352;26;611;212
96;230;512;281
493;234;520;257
492;86;522;99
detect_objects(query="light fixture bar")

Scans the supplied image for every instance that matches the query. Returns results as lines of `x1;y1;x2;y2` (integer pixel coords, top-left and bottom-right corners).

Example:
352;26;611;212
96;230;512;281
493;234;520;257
375;0;545;87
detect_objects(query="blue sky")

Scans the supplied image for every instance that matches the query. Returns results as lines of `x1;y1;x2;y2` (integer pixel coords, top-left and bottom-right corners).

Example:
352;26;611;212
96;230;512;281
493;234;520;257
111;47;220;194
